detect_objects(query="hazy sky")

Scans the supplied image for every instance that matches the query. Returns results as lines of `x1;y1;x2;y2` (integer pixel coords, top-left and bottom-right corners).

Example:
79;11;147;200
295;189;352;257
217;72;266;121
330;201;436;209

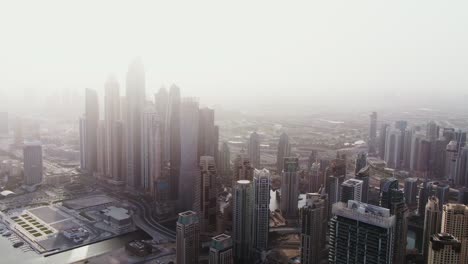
1;1;468;113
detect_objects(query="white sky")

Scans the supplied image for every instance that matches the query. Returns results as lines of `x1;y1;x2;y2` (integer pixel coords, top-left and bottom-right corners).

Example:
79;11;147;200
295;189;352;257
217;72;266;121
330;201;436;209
1;0;468;112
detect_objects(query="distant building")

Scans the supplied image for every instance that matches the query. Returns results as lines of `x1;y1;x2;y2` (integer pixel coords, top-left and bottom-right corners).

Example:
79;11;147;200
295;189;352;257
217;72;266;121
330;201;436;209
104;75;120;180
83;88;99;173
209;234;234;264
277;132;291;173
198;108;217;158
232;180;252;264
369;112;377;153
102;206;132;232
23;141;43;186
404;178;419;206
281;157;299;218
308;162;322;193
248;132;261;169
329;201;395;264
384;128;403;169
165;85;181;200
218;142;231;177
126;240;152;257
300;192;327;264
232;151;254;183
379;124;389;159
354;152;367;174
96;120;107;178
428;233;461;264
141;110;162;197
176;211;200;264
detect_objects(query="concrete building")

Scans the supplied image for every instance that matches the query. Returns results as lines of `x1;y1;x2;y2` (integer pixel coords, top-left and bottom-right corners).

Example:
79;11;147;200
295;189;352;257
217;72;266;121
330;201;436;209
83;88;99;173
252;169;270;255
194;156;217;233
165;85;181;200
427;233;461;264
329;201;395;264
308;161;322;193
232;180;252;264
102;206;132;232
423;196;442;262
232;151;254;183
379;123;389;159
369;112;377;154
125;58;146;190
277;132;291;173
79;117;87;170
354;152;367;175
141;110;162;196
218;142;231;177
96;121;107;178
209;234;233;264
23;141;43;186
441;203;468;263
198;108;217;158
300;192;327;264
176;211;200;264
104;75;120;179
404;177;419;207
248;132;261;169
340;178;363;203
281;157;299;218
384;128;402;169
179;98;200;211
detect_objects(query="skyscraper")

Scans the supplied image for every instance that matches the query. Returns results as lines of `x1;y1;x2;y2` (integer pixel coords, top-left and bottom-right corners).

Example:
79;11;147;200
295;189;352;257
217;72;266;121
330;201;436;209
232;151;254;183
104;75;120;179
141;109;162;197
23;141;43;186
179;98;200;211
79;117;87;170
218;142;231;177
165;85;181;200
194;156;217;233
281;157;299;218
384;128;402;169
252;169;270;255
248;132;261;169
199;108;217;158
176;211;200;264
84;88;99;173
427;233;461;264
209;234;234;264
355;169;370;203
300;192;327;264
354;152;367;174
96;120;107;178
441;203;468;263
340;178;363;203
308;161;323;193
277;132;291;173
423;196;442;262
379;123;389;159
232;180;252;264
329;201;395;264
125;58;145;190
369;112;377;153
326;159;346;214
404;177;419;207
426;121;439;142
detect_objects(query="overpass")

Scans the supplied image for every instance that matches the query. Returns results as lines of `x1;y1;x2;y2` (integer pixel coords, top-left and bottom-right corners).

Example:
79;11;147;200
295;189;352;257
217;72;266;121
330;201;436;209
270;227;300;234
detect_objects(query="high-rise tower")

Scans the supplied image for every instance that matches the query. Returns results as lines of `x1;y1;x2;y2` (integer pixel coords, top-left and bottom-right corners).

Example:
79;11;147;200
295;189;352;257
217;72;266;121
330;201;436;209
300;192;327;264
209;234;234;264
423;196;442;262
165;85;181;200
340;178;363;203
125;58;145;190
23;141;43;186
248;132;261;169
441;203;468;263
369;112;377;153
84;88;99;173
104;75;120;179
232;180;252;264
194;156;217;233
277;132;291;173
141;109;162;197
281;157;299;218
428;233;461;264
176;211;200;264
252;169;270;256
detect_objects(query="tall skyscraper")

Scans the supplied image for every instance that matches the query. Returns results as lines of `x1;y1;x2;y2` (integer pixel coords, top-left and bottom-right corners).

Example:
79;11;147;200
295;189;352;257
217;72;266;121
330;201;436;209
459;147;468;188
329;201;395;264
384;128;403;169
426;121;439;142
248;132;261;169
326;159;346;214
428;233;461;264
79;117;87;170
209;234;234;264
281;157;299;218
404;177;419;207
198;108;217;158
277;132;291;173
379;123;389;159
23;141;43;186
125;58;145;190
232;180;252;264
355;169;369;203
104;75;120;179
369;112;377;153
218;142;231;177
84;88;99;173
340;178;363;203
176;211;200;264
441;203;468;263
252;169;270;255
300;192;327;264
165;85;181;200
308;161;323;193
110;121;125;184
423;196;442;262
194;156;217;233
141;110;162;197
0;112;8;134
179;98;200;211
96;120;107;178
410;133;425;171
233;151;254;183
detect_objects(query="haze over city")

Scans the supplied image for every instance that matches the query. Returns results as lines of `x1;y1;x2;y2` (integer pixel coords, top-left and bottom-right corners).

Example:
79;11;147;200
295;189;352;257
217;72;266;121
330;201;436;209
1;2;468;264
1;1;468;114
